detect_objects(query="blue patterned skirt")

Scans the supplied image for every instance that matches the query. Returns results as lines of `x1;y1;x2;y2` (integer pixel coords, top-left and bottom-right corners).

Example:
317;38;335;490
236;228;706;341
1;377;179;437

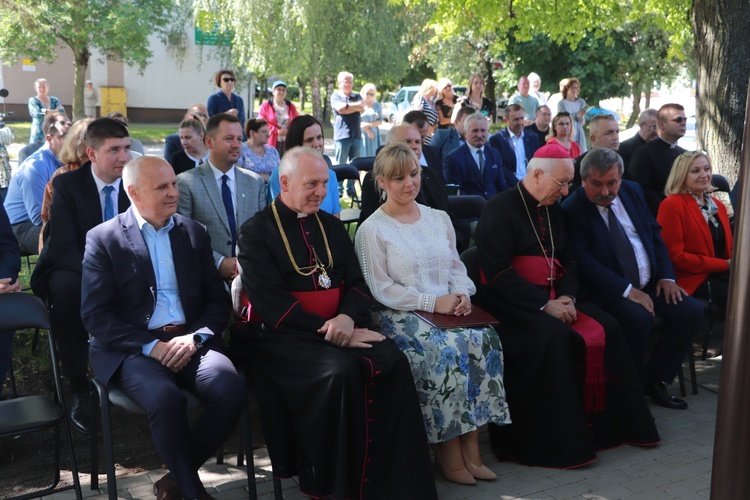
373;308;511;443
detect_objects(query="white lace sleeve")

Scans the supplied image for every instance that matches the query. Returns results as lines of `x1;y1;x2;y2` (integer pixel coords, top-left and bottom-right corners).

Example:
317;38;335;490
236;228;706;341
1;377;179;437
355;215;436;312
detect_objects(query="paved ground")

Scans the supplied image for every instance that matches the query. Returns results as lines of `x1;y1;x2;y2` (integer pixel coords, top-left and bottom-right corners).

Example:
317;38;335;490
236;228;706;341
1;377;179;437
40;353;721;500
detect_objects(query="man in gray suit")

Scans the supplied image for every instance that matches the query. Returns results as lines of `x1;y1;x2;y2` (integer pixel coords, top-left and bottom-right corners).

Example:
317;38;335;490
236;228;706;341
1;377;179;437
177;113;266;284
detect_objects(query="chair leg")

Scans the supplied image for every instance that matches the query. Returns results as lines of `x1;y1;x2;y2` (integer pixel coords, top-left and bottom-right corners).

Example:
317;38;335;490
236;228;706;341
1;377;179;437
31;328;39;355
242;404;257;500
91;379;118;500
688;349;698;395
273;476;283;500
90;383;100;490
677;364;687;398
8;358;17;398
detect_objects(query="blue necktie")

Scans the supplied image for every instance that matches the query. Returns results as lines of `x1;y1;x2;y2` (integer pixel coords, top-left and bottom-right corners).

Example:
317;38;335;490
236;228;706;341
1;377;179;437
103;185;115;221
221;175;237;257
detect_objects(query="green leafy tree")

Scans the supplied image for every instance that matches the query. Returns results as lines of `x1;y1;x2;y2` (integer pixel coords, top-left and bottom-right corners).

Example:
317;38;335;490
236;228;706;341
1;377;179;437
0;0;186;119
195;0;411;122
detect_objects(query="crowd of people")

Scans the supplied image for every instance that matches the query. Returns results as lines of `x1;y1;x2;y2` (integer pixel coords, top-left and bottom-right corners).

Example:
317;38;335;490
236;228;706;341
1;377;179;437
0;68;733;500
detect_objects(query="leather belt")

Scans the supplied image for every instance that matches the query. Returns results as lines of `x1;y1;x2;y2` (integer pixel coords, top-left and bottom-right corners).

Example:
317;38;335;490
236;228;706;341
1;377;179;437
149;324;186;333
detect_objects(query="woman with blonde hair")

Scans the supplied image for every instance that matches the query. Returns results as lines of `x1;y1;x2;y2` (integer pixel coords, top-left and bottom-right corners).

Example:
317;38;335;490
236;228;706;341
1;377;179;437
356;142;510;486
455;73;496;123
360;83;382;156
435;78;458;128
557;78;587;153
545;112;581;158
39;117;94;249
28;78;65;144
657;151;732;311
410;79;439;141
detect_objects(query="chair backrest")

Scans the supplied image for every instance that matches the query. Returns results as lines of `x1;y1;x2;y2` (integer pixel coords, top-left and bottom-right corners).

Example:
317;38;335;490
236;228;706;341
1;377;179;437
460;246;480;287
448;195;487;220
712;174;730;193
0;293;50;331
330;164;360;182
445;184;459;196
351;156;376;172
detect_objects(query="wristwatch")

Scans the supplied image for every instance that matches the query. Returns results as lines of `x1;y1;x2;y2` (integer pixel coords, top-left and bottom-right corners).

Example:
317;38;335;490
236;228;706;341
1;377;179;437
192;334;205;349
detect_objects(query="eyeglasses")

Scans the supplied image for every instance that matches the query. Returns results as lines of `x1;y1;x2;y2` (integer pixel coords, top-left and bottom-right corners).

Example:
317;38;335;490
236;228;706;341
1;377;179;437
669;117;687;124
366;92;375;96
545;172;573;190
222;77;235;82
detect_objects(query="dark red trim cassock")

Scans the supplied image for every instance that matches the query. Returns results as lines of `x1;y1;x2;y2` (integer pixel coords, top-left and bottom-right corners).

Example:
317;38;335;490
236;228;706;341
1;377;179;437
236;199;436;499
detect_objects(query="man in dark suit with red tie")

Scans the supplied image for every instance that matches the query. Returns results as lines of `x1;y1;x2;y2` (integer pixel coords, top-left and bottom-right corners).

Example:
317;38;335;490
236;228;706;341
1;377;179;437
31;117;132;432
444;112;511;199
562;147;702;410
82;156;244;500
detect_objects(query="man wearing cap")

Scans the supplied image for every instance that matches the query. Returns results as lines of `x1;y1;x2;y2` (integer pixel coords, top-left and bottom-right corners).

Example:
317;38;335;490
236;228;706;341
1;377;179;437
475;142;659;469
258;81;299;155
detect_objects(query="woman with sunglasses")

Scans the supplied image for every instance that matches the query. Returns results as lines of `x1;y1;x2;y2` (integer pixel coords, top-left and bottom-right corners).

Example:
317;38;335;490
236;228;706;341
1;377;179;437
435;78;458;129
207;69;246;125
657;151;732;313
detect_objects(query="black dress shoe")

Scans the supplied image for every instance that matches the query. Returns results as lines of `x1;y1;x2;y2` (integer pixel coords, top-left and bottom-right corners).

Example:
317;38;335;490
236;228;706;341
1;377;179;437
69;391;92;433
644;381;688;410
154;473;181;500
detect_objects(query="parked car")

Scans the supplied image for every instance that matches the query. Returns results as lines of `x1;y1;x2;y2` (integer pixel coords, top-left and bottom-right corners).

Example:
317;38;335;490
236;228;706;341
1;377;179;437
677;115;697;151
385;86;420;123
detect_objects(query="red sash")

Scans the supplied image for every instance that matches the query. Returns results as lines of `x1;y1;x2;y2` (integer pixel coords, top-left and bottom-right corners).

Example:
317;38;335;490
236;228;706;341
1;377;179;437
289;285;344;320
511;256;606;414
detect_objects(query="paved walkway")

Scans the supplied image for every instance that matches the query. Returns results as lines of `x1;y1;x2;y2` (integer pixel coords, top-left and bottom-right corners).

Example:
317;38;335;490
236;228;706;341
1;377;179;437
42;355;721;500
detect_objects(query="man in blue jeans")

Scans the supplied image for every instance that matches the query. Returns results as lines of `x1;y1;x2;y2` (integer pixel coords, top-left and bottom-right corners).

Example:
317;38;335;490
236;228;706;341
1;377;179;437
331;71;363;196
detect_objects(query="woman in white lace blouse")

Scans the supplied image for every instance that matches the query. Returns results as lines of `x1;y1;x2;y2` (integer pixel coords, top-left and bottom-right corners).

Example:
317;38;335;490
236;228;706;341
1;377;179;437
355;143;510;486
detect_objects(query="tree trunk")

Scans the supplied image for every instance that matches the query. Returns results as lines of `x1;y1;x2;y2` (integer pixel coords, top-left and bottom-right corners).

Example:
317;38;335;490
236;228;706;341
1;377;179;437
72;46;91;120
311;76;322;122
323;75;334;125
644;86;651;110
297;77;306;112
627;81;643;128
692;0;750;188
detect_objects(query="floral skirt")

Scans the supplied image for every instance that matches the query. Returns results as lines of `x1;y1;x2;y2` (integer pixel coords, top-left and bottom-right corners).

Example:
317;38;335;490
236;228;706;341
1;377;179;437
373;308;511;443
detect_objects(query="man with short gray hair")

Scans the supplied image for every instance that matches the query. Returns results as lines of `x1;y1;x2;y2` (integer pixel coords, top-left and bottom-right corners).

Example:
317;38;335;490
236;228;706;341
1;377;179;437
571;114;620;191
82;156;244;499
618;109;658;171
444;112;511;198
563;147;702;411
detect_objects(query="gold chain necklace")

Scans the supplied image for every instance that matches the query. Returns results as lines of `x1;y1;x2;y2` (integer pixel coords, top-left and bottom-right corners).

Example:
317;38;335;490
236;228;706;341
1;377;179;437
518;183;557;287
271;199;333;289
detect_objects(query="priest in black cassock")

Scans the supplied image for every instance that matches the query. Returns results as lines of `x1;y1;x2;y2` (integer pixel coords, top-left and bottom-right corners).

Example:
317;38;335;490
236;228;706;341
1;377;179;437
236;147;437;499
474;143;660;468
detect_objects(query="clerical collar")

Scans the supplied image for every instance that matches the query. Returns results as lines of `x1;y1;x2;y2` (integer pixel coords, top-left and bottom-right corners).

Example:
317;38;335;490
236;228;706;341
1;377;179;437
518;180;544;207
275;197;309;219
658;136;680;148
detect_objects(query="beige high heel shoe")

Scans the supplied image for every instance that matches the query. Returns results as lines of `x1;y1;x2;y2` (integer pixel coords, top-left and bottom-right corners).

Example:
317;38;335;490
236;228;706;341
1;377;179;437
433;445;476;485
459;440;497;481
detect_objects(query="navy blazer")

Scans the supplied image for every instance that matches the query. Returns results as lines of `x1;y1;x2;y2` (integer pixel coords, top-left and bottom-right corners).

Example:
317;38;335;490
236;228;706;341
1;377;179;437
82;209;230;385
163;133;183;165
430;128;463;160
0;204;20;282
443;143;509;199
33;163;131;285
561;180;676;305
489;129;540;179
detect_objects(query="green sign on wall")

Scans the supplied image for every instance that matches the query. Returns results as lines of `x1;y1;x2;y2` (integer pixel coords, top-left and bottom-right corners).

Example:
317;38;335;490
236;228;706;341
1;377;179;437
195;23;232;46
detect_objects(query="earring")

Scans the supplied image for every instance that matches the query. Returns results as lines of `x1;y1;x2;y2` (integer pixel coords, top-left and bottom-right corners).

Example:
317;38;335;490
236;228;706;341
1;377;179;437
381;190;387;201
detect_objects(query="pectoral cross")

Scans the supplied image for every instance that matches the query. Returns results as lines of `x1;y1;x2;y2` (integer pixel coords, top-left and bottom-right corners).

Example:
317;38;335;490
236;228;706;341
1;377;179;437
547;265;557;287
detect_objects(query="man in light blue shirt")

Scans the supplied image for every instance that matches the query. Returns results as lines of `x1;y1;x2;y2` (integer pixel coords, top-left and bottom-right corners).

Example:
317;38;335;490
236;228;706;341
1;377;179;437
3;113;71;254
82;156;244;499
